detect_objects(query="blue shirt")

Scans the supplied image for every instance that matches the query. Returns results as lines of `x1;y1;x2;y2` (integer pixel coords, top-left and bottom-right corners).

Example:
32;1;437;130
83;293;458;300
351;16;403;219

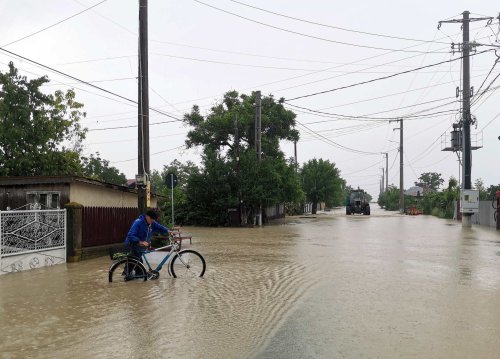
124;215;169;246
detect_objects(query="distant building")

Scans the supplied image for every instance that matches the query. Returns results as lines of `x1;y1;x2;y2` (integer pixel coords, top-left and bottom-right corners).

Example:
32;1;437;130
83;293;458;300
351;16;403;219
405;186;424;197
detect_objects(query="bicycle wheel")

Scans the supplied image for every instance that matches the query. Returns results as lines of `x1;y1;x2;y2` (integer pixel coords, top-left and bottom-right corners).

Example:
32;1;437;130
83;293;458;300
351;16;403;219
170;250;206;278
109;257;147;283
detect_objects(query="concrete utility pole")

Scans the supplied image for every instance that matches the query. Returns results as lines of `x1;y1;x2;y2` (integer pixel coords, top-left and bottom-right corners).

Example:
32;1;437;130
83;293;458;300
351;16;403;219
137;0;150;214
294;140;298;170
399;119;404;214
255;91;262;226
462;11;473;228
381;152;388;191
391;120;404;213
380;167;385;195
438;11;494;227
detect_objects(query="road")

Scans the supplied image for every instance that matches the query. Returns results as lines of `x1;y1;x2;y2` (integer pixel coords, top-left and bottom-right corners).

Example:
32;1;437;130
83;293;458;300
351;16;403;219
0;206;499;358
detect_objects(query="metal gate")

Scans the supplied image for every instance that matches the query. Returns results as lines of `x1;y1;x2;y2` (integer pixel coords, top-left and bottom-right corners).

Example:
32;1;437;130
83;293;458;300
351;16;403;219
0;209;66;275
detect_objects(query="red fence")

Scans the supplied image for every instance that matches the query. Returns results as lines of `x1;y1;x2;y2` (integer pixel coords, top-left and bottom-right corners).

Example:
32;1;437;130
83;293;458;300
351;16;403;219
82;207;139;248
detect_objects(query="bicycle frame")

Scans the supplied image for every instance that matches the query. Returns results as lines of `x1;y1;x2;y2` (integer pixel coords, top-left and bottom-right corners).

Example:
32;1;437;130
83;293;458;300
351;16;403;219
141;242;180;275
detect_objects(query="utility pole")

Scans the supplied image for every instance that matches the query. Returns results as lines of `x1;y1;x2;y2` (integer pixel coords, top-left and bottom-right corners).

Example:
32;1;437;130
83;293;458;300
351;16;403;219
234;114;243;225
461;11;473;227
381;152;388;191
390;119;404;213
294;140;298;171
255;91;262;226
438;11;493;227
399;119;404;214
137;0;150;214
381;167;385;194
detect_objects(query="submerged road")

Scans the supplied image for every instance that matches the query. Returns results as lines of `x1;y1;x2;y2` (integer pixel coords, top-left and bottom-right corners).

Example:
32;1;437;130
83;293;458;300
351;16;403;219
0;207;499;358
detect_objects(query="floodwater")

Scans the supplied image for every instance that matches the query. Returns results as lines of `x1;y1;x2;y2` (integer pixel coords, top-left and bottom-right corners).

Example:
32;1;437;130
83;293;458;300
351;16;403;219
1;207;500;358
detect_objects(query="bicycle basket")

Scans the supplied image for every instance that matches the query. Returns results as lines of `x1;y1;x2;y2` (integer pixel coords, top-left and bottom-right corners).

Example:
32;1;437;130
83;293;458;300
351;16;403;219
109;247;130;260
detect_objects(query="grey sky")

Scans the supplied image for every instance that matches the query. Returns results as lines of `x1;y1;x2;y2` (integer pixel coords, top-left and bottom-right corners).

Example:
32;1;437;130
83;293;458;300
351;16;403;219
1;0;499;196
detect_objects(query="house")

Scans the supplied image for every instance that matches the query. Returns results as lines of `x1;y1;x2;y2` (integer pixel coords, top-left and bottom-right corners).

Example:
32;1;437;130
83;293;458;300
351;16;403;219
405;186;424;197
0;176;158;210
0;176;161;259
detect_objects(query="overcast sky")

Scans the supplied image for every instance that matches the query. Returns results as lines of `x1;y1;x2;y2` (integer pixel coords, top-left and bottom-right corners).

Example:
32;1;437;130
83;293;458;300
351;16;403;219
1;0;499;196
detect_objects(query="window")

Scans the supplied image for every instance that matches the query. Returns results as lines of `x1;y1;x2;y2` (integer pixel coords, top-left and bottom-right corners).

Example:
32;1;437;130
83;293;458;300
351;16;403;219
26;191;61;209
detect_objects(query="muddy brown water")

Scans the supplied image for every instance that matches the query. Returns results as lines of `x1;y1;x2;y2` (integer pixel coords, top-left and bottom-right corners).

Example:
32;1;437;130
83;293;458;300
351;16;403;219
1;207;499;358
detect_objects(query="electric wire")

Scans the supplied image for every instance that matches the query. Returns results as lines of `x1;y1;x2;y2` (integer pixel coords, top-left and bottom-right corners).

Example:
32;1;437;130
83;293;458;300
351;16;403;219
0;46;183;122
1;0;108;48
285;50;491;101
297;121;380;155
192;0;448;54
228;0;449;44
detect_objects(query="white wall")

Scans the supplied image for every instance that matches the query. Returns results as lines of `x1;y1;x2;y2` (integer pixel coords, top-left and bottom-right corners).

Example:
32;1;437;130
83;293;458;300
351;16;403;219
69;182;158;208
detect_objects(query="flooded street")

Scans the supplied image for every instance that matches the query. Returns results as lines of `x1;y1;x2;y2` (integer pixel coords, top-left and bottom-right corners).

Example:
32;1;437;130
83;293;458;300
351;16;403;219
1;206;500;358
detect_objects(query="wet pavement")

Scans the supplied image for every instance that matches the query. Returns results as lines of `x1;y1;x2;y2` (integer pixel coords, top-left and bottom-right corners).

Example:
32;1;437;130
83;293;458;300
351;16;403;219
1;206;499;358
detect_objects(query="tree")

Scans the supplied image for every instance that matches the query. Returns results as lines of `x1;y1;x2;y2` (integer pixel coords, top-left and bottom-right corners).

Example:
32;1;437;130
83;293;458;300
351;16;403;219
474;178;489;200
80;153;127;185
150;159;200;225
301;158;344;214
182;91;302;225
485;184;500;200
184;90;299;157
415;172;444;191
0;62;86;176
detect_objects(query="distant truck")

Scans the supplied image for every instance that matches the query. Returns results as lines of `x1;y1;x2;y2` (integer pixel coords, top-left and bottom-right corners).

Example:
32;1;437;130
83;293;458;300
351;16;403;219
346;189;370;215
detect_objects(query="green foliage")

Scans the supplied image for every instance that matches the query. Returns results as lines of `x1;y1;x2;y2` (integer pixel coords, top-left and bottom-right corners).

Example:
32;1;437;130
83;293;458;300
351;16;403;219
80;153;126;185
184;90;299;157
0;62;127;185
379;176;459;219
415;172;444;191
301;158;344;214
0;62;87;176
179;91;303;225
377;186;401;211
485;184;500;200
150;159;200;225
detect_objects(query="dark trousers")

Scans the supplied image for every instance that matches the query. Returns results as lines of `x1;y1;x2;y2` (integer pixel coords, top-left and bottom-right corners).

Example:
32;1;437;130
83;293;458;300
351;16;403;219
126;244;145;263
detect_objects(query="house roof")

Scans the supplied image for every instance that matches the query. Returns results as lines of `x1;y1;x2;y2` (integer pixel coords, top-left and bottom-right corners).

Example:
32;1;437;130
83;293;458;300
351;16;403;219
0;175;161;197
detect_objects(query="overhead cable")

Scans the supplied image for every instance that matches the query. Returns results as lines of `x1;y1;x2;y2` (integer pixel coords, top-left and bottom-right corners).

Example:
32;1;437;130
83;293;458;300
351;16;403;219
2;0;108;48
192;0;448;54
0;46;182;122
229;0;448;44
285;50;491;101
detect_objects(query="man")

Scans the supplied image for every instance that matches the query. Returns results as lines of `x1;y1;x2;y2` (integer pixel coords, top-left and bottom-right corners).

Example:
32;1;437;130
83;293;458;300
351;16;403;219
125;209;170;260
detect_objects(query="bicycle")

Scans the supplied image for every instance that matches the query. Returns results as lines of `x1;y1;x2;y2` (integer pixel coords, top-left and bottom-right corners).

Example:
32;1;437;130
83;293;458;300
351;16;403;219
108;235;206;282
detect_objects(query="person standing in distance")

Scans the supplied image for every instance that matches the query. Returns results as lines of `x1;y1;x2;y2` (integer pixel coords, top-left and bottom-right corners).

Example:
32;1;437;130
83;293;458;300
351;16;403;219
124;209;170;260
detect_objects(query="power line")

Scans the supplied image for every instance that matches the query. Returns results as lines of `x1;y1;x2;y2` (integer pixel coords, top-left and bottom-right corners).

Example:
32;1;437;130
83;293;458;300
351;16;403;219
52;55;134;66
87;120;178;131
87;120;179;132
151;52;469;73
192;0;447;54
317;72;490;111
0;46;182;122
343;159;386;175
42;76;136;86
285;50;491;101
287;102;458;121
229;0;448;44
110;145;185;164
2;0;108;48
297;121;380;155
86;130;188;145
471;58;499;103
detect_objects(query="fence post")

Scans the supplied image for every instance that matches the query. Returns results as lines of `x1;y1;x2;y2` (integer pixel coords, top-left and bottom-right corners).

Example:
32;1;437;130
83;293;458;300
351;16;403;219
65;202;83;262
